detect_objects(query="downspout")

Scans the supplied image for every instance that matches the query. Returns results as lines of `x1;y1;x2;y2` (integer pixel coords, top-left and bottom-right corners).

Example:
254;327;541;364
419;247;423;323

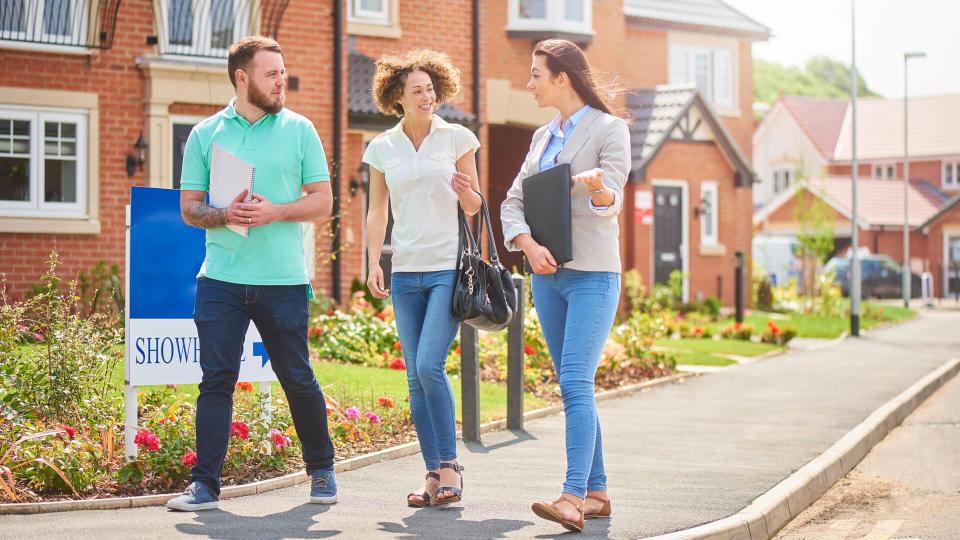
331;0;343;303
472;0;482;249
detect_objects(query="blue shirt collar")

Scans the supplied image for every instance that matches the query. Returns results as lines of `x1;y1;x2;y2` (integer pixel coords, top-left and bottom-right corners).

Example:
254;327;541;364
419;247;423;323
547;105;591;139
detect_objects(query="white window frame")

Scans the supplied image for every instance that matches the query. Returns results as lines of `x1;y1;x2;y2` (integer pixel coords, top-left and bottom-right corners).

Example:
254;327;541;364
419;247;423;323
349;0;389;24
507;0;593;35
943;161;959;189
157;0;248;58
0;0;89;46
670;45;734;110
0;105;87;218
700;181;718;247
872;162;896;180
771;165;792;194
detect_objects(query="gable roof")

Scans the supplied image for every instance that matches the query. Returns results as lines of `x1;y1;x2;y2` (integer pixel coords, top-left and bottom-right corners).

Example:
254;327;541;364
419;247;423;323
347;50;475;126
753;176;947;229
627;84;756;186
623;0;770;40
779;95;849;160
919;191;960;230
833;93;960;161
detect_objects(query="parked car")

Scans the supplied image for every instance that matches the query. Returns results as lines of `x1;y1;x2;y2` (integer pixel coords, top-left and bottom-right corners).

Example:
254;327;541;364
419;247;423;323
824;255;922;299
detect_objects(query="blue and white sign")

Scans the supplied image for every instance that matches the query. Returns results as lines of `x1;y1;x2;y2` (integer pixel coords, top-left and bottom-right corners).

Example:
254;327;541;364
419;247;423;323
126;186;277;386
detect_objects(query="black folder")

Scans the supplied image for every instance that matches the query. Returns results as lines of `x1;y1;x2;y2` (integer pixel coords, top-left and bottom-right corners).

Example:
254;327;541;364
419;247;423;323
522;163;573;269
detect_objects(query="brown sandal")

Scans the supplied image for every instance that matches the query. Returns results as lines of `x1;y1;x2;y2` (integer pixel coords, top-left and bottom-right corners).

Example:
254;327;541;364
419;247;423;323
531;493;584;533
584;493;611;518
407;471;440;508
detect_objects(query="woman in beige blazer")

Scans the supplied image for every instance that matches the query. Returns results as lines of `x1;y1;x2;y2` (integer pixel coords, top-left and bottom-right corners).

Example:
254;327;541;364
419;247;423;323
500;39;630;533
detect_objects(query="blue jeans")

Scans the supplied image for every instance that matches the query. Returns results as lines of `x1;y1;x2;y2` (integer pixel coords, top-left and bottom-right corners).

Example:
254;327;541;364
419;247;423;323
192;277;335;495
531;269;620;498
391;271;461;471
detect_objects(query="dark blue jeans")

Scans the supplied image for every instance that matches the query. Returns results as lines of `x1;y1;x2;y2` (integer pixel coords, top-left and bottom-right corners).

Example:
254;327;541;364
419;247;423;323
192;277;335;495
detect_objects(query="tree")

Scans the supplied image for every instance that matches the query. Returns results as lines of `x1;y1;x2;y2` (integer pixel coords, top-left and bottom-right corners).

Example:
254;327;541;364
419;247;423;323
754;56;880;113
793;185;836;296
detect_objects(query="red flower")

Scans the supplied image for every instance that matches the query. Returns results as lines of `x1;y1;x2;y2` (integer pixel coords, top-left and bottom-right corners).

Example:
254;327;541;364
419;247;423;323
230;421;250;440
389;357;406;370
524;345;536;356
327;309;335;316
235;381;253;393
393;342;402;351
59;425;76;440
454;345;461;354
181;451;197;466
375;312;386;320
134;430;160;451
307;326;316;338
734;322;743;330
377;397;395;408
693;327;702;336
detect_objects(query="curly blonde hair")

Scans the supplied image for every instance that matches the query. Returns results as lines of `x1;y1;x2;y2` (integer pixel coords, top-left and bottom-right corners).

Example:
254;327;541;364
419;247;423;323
372;49;461;117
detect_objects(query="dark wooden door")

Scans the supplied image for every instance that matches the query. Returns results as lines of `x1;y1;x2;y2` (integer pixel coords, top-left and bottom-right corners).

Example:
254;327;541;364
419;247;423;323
654;185;683;285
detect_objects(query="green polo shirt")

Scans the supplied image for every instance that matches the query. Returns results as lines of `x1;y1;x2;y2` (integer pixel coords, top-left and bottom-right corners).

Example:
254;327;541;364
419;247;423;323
180;98;329;285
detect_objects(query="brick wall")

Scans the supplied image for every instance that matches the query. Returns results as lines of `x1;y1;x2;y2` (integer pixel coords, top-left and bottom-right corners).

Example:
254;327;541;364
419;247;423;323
627;141;753;306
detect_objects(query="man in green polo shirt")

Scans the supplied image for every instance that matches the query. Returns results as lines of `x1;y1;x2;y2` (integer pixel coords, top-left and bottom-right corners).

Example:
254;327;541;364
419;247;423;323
167;36;338;512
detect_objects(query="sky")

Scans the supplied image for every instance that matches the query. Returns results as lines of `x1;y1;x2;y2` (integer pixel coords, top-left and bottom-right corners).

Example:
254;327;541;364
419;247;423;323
722;0;960;98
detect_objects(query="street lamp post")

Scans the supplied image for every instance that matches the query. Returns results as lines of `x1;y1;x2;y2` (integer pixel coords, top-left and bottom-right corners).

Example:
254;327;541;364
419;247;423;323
903;51;926;308
850;0;860;336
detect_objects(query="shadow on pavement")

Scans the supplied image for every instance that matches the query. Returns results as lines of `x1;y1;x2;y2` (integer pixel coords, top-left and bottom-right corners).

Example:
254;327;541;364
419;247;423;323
463;429;538;454
377;505;534;538
174;503;339;539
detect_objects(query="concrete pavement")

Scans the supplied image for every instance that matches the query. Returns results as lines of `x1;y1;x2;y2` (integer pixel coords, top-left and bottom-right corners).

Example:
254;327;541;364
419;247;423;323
2;309;958;539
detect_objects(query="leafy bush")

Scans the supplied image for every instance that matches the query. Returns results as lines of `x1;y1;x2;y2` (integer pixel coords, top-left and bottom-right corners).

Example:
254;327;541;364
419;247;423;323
759;320;797;346
720;322;753;341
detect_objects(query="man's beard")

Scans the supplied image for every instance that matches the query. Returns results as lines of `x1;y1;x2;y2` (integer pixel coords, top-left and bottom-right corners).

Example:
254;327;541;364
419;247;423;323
248;83;285;115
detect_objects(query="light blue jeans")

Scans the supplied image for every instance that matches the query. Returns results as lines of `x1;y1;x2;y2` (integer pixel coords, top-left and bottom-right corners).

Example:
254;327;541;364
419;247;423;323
391;270;461;471
532;269;620;498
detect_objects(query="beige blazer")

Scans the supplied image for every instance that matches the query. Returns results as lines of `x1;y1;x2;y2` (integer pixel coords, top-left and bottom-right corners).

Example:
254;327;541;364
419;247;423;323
500;107;631;273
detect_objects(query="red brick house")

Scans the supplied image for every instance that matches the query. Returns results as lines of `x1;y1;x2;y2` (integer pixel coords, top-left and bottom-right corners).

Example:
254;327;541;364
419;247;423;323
752;93;960;296
1;0;767;308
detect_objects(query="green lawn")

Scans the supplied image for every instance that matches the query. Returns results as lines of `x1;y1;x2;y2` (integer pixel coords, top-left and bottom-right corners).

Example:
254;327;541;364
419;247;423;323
654;337;782;367
710;303;917;339
106;354;547;424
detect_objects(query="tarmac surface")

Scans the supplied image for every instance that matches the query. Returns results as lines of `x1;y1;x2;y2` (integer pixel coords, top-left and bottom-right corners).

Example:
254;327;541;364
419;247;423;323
2;309;958;539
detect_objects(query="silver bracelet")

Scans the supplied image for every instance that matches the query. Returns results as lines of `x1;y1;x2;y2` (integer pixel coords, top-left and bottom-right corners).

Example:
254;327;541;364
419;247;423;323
589;186;605;194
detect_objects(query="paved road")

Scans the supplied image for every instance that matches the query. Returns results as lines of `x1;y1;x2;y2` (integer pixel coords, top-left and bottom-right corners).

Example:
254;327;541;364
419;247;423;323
774;354;960;540
3;310;958;539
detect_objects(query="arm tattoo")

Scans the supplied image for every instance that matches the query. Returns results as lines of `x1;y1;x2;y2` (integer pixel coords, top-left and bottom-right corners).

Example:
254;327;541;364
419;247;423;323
182;200;228;229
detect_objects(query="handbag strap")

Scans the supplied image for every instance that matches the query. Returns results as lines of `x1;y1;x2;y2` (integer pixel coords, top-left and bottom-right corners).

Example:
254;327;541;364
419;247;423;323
456;192;502;263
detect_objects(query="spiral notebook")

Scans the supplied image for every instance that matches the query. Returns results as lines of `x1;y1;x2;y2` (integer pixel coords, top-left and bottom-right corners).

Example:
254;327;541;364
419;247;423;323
209;143;256;237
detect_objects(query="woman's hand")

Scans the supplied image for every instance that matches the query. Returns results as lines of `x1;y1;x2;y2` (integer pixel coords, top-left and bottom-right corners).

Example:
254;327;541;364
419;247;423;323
516;234;557;274
451;171;472;195
571;167;604;192
367;265;390;298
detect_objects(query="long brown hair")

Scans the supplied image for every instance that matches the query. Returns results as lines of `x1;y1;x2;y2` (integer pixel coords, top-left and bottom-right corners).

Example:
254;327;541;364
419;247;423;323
533;39;614;116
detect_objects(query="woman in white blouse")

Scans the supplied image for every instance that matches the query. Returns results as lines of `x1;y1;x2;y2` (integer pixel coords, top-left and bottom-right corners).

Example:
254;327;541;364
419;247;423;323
363;49;480;508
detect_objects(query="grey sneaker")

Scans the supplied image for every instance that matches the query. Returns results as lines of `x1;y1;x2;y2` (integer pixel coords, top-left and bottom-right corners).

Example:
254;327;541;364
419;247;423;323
309;467;338;504
166;481;220;511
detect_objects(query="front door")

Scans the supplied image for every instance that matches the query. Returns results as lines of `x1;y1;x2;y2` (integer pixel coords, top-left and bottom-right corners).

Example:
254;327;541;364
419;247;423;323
171;123;195;189
947;236;960;298
654;185;683;285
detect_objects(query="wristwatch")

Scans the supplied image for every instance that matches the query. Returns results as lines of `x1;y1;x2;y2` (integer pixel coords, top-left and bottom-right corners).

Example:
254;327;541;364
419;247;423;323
589;186;606;194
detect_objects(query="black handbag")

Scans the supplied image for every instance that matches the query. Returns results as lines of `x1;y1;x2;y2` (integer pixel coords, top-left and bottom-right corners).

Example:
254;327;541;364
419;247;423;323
451;194;518;332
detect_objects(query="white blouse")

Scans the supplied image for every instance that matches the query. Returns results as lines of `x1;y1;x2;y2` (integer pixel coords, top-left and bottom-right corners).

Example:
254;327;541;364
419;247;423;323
362;115;480;272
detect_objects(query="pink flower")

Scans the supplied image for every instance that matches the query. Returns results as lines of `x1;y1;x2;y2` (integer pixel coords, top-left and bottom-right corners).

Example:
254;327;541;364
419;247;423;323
345;407;360;419
134;430;160;451
269;428;292;449
230;421;250;440
181;451;197;466
364;412;381;424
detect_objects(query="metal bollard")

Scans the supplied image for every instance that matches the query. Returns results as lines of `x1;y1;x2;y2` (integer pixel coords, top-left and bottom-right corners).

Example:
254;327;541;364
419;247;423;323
460;324;480;442
735;251;744;323
506;275;525;430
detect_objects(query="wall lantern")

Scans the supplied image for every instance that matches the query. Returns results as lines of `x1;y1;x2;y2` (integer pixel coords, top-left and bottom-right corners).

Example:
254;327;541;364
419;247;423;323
126;132;148;176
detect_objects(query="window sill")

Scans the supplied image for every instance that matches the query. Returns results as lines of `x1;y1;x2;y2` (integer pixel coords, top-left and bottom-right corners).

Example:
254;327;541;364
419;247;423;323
506;28;593;45
699;243;726;256
347;20;402;39
0;40;95;56
0;216;101;235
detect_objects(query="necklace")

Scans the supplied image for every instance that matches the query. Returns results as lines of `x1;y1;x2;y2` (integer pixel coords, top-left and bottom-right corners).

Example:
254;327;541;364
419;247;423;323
403;123;430;150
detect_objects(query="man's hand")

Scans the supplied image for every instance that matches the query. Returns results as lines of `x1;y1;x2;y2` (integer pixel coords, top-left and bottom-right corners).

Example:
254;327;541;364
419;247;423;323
234;192;284;227
367;265;390;298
